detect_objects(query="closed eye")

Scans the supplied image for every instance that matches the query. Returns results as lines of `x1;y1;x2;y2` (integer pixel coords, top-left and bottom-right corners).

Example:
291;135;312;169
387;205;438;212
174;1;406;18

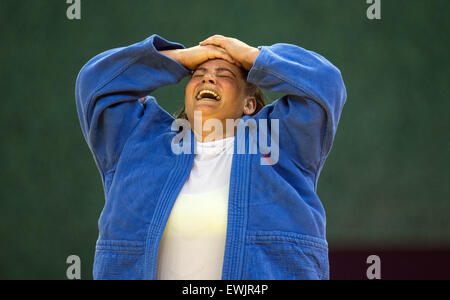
217;74;233;78
192;67;237;79
216;68;236;78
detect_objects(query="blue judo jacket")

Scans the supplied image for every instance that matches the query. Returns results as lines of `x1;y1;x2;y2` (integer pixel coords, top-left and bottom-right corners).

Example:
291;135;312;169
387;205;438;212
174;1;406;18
75;34;346;280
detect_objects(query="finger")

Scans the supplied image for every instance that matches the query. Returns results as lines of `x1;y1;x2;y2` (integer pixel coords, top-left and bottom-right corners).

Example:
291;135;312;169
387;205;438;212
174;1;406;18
210;49;242;68
199;44;241;68
199;41;224;49
211;51;237;65
199;35;227;47
200;35;226;44
204;44;230;58
199;40;225;48
214;47;243;68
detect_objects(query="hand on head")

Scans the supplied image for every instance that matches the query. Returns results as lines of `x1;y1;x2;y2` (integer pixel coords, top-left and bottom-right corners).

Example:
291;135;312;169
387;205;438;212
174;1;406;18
199;35;260;71
161;35;259;71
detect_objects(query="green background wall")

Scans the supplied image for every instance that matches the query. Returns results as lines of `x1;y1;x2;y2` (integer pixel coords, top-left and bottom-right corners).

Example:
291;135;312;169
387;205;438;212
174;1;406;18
1;0;448;279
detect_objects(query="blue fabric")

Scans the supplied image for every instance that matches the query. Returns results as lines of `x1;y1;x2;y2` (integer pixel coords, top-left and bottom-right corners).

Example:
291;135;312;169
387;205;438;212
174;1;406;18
75;34;346;280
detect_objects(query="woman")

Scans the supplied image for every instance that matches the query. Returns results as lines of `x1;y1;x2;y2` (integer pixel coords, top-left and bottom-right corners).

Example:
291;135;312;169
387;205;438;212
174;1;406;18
75;34;346;280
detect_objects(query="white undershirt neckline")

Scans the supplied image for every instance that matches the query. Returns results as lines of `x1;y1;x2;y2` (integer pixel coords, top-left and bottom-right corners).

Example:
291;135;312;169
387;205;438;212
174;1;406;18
156;136;235;280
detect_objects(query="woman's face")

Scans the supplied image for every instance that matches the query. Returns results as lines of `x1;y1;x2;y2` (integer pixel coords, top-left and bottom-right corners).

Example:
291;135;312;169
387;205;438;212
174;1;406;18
184;59;254;124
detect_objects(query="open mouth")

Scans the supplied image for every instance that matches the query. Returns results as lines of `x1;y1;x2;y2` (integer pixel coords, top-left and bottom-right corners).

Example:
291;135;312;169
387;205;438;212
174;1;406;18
196;89;221;101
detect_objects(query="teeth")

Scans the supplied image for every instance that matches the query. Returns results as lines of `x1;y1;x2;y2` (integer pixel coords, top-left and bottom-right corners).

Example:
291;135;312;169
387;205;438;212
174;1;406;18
196;90;220;100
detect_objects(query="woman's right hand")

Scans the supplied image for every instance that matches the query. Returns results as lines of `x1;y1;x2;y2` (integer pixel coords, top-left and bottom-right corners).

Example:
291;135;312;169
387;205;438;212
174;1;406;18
160;45;242;71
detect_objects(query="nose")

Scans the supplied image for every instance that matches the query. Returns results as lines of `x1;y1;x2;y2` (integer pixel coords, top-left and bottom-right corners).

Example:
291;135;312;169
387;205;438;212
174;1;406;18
202;73;216;84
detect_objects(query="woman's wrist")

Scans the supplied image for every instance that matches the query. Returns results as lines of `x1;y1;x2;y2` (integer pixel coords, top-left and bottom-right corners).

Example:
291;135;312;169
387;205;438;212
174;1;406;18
245;48;260;70
160;49;183;65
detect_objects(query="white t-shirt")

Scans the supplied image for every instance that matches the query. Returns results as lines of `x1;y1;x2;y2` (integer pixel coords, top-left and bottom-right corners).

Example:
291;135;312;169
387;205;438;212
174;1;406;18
156;136;235;280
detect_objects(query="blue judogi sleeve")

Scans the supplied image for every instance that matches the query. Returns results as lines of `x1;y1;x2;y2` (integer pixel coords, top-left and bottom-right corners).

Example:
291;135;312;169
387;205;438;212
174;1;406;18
248;44;347;183
75;35;190;173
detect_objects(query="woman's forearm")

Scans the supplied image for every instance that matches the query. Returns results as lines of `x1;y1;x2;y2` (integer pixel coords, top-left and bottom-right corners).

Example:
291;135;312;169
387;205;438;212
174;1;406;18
75;34;190;148
160;49;183;66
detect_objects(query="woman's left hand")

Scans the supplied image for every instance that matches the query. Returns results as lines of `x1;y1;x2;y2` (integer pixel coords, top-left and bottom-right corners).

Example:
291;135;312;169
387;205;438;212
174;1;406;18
199;35;260;71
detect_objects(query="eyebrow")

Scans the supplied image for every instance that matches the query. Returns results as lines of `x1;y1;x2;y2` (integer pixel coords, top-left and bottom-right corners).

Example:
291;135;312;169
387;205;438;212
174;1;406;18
195;67;237;78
